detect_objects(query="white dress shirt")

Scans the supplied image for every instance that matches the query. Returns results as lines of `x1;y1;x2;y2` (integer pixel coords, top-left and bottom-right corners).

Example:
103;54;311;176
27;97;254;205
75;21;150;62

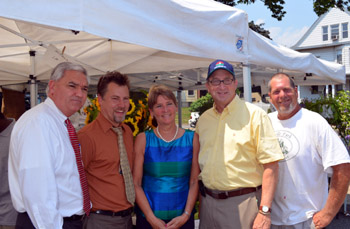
8;98;84;229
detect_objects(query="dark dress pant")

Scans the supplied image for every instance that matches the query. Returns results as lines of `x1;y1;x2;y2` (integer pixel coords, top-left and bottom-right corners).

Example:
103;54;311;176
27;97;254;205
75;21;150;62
15;212;83;229
136;213;194;229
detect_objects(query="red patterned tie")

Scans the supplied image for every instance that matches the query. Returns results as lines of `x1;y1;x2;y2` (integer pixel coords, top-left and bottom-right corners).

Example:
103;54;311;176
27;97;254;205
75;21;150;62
65;119;90;216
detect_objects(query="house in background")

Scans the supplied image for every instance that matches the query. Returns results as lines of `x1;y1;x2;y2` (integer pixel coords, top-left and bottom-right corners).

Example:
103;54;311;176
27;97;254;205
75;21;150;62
292;7;350;100
180;89;198;107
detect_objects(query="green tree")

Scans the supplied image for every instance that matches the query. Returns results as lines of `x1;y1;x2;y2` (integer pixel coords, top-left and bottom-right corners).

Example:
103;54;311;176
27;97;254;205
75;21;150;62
216;0;350;20
189;93;214;115
249;21;271;39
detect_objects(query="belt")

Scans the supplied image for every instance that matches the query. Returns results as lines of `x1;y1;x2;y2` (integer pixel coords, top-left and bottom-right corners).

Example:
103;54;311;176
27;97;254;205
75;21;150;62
92;207;133;217
63;214;85;221
204;185;262;199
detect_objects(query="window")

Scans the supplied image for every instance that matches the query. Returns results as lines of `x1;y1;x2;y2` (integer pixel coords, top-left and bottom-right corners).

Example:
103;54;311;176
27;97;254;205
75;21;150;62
337;50;342;64
342;23;348;38
331;24;339;40
322;26;328;41
311;86;318;94
188;90;194;96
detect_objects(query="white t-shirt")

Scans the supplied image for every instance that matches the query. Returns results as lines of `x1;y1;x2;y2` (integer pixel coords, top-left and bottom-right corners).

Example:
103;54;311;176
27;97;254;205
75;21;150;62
268;108;350;225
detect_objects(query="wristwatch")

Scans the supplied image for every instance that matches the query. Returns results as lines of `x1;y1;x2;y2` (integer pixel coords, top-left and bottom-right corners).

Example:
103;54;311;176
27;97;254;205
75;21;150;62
259;205;271;215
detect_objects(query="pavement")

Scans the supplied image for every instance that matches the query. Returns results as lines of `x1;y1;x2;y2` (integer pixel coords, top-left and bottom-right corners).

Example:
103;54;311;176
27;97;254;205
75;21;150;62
328;210;350;229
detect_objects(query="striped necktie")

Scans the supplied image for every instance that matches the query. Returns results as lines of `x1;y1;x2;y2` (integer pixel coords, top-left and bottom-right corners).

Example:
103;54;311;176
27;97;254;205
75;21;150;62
65;119;90;216
112;127;135;205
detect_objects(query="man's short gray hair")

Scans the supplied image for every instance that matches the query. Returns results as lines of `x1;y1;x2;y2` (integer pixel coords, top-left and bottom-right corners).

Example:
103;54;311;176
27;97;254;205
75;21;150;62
51;62;89;83
46;62;89;94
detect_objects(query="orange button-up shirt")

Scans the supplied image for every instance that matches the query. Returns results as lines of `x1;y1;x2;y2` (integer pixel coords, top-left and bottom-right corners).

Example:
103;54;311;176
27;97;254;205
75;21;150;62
78;113;134;212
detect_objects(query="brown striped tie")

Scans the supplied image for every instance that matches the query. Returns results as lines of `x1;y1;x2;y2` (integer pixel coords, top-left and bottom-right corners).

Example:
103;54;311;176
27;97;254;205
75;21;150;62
65;119;90;216
112;127;135;205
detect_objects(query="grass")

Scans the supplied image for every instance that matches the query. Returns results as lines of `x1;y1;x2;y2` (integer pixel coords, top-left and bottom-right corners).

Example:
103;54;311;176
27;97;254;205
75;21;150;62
176;107;191;125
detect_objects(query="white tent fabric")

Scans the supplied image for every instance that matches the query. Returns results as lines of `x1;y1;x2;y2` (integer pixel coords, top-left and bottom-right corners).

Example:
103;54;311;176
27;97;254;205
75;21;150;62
0;0;345;97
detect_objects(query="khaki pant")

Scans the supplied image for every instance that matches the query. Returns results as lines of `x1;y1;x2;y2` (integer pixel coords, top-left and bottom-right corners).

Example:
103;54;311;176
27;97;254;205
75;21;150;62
271;218;316;229
199;189;261;229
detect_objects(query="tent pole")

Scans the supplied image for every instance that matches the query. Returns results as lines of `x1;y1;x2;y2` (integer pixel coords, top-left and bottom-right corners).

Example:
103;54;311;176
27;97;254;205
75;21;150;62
29;76;36;108
177;90;182;128
242;64;252;102
29;51;37;108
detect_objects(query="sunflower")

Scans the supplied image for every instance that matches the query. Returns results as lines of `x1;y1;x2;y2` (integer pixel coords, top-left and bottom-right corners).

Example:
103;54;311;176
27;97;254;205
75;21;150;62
124;117;139;136
126;99;136;115
147;116;156;129
135;109;143;122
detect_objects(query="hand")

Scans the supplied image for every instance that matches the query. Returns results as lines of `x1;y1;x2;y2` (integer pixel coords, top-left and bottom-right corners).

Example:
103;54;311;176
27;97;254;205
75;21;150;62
313;210;334;228
166;214;189;229
252;213;271;229
146;215;167;229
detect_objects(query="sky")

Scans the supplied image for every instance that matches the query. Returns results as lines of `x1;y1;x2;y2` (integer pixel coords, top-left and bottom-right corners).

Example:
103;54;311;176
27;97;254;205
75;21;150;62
236;0;319;47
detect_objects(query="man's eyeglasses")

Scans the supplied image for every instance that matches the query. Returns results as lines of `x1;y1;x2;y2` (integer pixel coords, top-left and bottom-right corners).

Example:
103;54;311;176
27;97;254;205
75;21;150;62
209;78;234;86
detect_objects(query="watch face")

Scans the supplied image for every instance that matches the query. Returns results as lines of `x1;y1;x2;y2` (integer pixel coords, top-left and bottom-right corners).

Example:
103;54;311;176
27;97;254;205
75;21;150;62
262;206;269;212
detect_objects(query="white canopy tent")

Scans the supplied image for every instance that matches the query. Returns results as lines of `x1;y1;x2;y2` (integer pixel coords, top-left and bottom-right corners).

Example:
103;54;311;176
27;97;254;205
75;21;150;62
0;0;345;108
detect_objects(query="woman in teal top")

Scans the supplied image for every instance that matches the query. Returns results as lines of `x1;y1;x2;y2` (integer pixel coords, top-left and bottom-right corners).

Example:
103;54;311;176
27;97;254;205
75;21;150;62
133;85;200;229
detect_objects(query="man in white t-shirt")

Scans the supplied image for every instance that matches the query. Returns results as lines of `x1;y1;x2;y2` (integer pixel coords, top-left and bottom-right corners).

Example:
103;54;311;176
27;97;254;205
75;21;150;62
268;73;350;229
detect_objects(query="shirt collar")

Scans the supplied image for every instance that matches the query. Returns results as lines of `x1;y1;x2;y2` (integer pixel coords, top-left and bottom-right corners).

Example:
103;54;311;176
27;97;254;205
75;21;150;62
45;97;68;123
213;96;240;115
96;112;126;134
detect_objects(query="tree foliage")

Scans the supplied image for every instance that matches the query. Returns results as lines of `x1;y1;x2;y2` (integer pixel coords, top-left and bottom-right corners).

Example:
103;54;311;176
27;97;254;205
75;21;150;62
249;21;271;39
216;0;350;20
189;93;214;115
301;91;350;151
314;0;350;16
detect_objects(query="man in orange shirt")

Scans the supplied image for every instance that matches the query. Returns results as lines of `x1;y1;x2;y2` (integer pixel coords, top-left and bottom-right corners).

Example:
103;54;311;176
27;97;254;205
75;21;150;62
78;71;134;229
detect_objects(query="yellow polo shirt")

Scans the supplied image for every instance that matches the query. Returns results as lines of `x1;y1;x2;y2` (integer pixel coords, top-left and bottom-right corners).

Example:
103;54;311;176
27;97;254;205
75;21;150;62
196;96;283;190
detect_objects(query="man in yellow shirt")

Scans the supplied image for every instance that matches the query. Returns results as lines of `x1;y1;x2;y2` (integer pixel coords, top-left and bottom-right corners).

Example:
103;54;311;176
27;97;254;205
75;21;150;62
196;59;284;229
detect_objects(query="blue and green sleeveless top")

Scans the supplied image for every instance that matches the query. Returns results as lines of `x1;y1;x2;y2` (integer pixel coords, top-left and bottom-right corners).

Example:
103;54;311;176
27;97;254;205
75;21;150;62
141;129;194;220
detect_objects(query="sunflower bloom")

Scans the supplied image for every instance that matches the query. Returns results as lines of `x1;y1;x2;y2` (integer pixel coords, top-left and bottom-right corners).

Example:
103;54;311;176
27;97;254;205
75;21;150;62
127;99;136;115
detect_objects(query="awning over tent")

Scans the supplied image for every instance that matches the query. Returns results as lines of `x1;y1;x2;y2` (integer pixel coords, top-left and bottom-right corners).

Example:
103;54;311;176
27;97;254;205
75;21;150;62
0;0;345;99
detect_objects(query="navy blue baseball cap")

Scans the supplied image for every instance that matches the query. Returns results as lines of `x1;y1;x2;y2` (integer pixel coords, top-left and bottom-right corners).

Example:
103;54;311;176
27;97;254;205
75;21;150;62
207;59;235;79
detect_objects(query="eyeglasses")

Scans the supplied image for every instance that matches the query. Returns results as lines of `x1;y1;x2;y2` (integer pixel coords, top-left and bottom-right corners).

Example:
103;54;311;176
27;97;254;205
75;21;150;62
209;78;234;86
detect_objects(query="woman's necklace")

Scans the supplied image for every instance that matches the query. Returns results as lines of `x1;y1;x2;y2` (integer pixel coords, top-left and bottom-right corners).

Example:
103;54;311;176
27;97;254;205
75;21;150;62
156;125;179;143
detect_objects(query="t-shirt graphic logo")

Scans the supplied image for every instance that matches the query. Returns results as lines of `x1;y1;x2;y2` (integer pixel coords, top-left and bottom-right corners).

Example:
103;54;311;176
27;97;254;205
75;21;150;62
276;130;300;162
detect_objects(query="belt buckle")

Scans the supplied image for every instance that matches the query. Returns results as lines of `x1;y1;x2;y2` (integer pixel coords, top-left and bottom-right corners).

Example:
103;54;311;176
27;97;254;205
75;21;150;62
224;191;229;199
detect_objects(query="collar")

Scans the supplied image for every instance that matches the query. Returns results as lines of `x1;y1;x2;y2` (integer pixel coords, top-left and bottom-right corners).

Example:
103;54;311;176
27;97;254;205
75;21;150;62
213;96;240;115
45;97;67;123
96;112;126;134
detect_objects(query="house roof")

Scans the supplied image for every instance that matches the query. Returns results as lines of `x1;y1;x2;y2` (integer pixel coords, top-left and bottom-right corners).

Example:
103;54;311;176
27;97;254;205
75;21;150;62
292;7;350;49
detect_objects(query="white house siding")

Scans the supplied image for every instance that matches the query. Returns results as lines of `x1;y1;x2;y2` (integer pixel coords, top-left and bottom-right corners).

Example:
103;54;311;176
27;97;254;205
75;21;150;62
292;7;350;96
343;45;350;74
298;8;350;48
